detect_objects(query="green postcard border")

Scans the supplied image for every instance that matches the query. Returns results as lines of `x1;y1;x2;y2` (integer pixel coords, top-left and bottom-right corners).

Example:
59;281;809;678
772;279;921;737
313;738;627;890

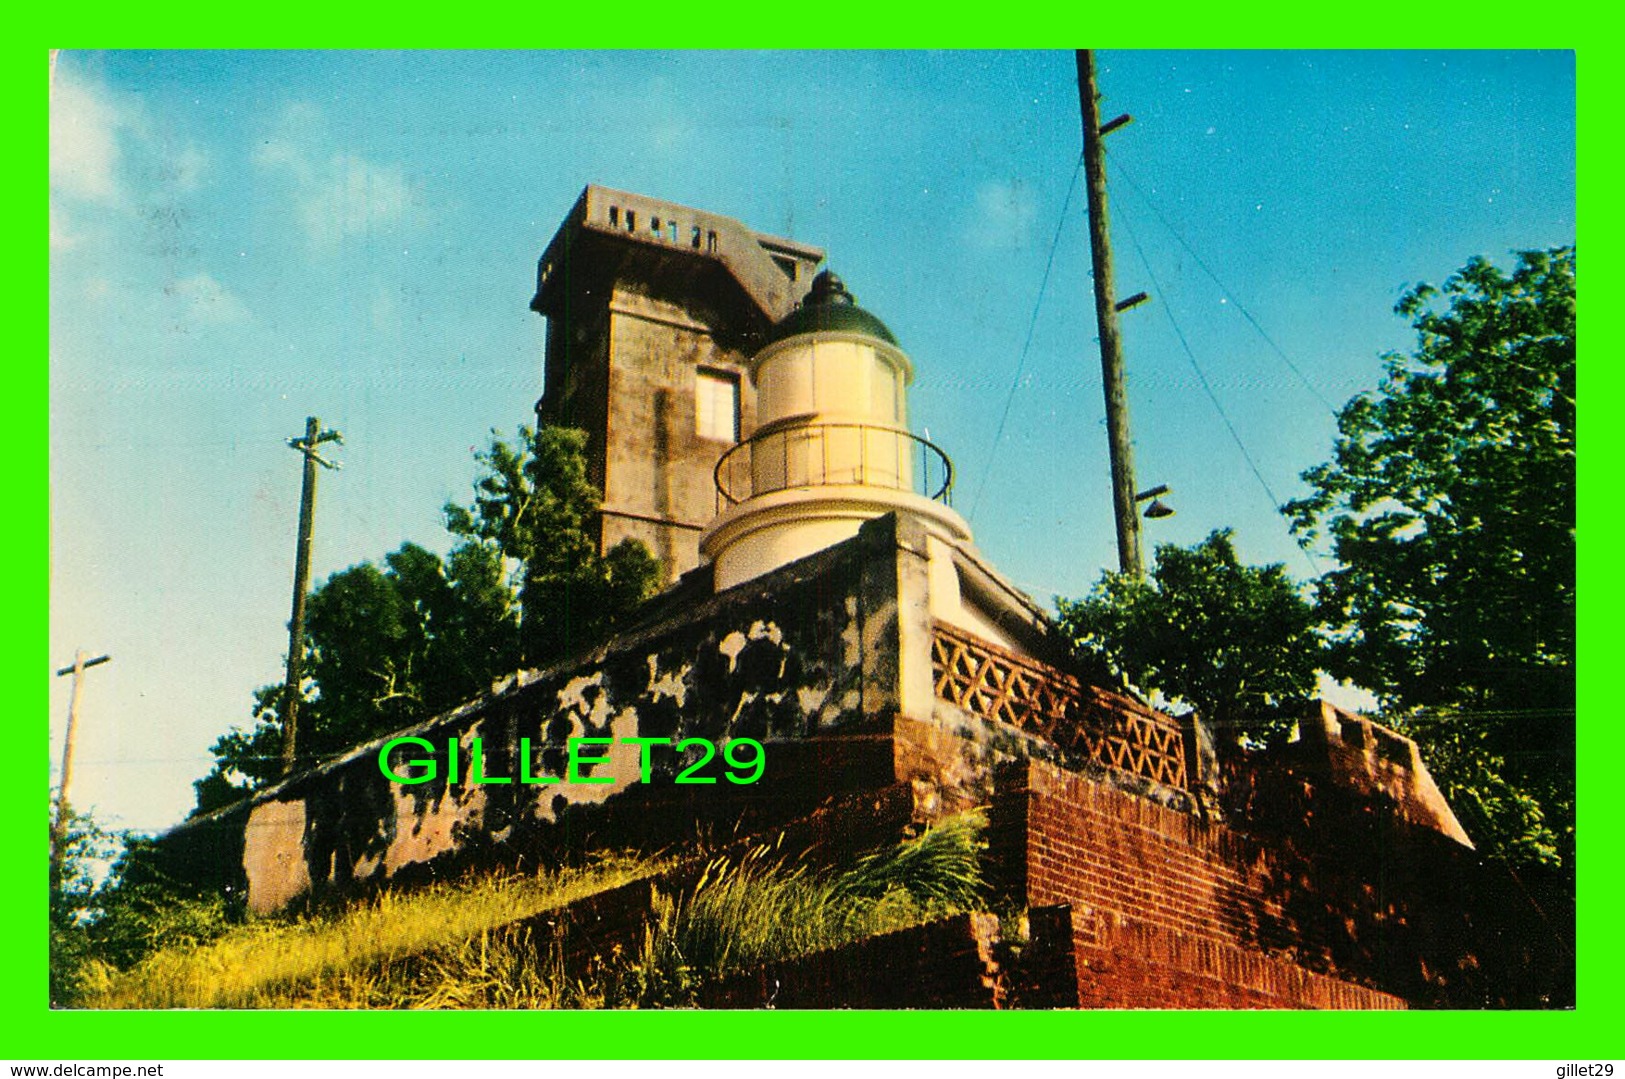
22;5;1616;1061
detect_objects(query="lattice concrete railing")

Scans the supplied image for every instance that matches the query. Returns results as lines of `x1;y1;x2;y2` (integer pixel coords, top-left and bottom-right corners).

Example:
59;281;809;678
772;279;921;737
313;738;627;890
931;622;1189;791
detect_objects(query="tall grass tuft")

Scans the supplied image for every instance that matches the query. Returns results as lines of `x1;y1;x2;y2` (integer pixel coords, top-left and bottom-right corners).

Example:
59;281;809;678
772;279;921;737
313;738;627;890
834;810;988;908
83;853;663;1009
621;810;987;1005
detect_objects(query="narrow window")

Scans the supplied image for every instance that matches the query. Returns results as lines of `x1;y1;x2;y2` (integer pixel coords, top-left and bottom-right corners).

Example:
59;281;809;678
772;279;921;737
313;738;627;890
691;225;702;249
669;221;680;243
651;216;662;234
706;230;718;254
695;370;740;442
608;206;620;227
626;210;637;232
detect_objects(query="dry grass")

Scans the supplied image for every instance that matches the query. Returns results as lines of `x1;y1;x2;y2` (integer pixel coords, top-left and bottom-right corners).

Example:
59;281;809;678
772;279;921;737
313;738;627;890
80;854;663;1009
77;812;990;1010
246;924;594;1009
617;810;989;1005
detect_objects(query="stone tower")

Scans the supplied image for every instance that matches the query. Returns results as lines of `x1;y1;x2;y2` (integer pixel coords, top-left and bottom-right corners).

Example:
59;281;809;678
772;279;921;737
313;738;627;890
530;185;824;581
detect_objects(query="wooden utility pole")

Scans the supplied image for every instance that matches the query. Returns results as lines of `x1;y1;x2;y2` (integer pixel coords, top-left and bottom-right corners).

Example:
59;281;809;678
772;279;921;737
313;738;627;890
282;417;342;776
52;650;110;875
1077;49;1145;577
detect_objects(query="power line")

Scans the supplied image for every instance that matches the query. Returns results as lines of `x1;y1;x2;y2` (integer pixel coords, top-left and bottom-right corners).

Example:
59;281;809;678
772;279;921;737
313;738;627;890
1390;706;1577;725
968;154;1086;523
1115;203;1321;578
1106;150;1341;416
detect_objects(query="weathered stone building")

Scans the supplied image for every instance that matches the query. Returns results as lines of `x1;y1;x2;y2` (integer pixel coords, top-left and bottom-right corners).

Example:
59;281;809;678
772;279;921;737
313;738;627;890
155;187;1570;1008
531;186;823;581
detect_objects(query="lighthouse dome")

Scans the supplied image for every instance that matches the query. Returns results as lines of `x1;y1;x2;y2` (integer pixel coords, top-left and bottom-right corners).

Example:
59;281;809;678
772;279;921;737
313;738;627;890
763;270;899;348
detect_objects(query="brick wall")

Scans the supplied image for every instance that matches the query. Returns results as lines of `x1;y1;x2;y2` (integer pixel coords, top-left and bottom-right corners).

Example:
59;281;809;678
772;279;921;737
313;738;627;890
701;912;1004;1008
994;757;1567;1008
1073;915;1403;1009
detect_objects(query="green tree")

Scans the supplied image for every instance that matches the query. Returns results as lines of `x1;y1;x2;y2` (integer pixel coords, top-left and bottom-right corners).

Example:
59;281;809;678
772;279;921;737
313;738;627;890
1284;247;1575;875
50;811;235;1005
445;425;661;668
1056;529;1322;745
49;808;122;1004
193;539;520;813
75;834;233;972
302;541;521;740
194;424;657;816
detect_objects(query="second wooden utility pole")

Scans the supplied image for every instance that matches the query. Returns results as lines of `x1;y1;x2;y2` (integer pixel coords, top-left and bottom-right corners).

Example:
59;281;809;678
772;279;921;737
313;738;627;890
282;416;342;776
51;650;110;876
1077;49;1145;578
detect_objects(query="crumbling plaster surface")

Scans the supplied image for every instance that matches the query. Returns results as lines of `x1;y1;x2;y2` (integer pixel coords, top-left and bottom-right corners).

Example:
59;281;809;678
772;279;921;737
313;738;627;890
241;799;310;913
163;517;917;914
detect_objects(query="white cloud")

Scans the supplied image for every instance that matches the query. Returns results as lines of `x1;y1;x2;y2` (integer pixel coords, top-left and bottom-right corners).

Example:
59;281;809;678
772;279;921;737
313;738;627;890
255;103;416;251
50;204;80;251
49;69;125;204
49;62;213;244
307;152;413;245
163;273;250;328
965;178;1039;252
252;101;323;176
171;145;209;194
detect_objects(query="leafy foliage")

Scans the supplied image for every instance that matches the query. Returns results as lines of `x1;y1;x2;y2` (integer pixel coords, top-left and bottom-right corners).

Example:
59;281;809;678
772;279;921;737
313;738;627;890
445;425;661;668
194;424;659;816
1284;247;1575;874
50;808;122;921
49;808;124;1005
1390;710;1562;870
193;540;519;812
50;811;234;1006
1056;530;1322;745
304;542;521;740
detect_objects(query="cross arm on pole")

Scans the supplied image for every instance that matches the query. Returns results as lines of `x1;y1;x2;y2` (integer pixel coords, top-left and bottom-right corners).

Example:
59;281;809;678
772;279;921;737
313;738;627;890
55;654;111;678
287;427;344;470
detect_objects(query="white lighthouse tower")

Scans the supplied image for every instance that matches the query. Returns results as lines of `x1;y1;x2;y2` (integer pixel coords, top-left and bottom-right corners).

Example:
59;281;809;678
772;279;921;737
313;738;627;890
700;270;974;593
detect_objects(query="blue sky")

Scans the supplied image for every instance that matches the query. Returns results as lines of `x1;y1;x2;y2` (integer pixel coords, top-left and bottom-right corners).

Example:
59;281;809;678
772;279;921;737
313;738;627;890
48;50;1576;833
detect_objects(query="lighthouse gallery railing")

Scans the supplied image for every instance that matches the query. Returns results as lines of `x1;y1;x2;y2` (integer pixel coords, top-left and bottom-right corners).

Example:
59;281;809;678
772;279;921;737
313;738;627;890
713;422;954;511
